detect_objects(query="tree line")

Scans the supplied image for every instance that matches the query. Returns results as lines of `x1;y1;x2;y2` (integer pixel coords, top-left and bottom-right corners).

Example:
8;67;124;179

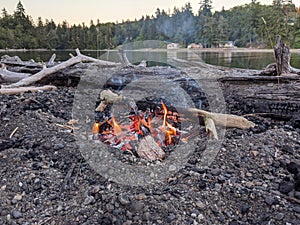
0;0;299;50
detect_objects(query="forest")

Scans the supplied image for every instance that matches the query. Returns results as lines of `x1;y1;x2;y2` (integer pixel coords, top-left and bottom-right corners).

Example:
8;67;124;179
0;0;299;50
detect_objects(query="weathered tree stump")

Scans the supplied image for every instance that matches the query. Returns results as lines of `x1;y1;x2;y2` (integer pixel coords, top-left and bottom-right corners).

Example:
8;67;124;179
261;35;300;76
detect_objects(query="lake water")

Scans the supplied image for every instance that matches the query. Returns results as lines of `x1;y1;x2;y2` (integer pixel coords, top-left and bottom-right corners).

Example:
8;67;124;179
1;49;299;70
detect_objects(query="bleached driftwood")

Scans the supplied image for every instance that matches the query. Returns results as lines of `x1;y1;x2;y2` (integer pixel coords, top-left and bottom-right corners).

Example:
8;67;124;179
0;85;57;95
1;49;120;89
47;53;56;67
0;68;30;83
187;108;255;129
1;55;42;68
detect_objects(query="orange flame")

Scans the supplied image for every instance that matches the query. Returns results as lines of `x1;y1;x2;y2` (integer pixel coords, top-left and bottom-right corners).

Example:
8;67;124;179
108;116;122;135
161;101;177;145
92;122;100;134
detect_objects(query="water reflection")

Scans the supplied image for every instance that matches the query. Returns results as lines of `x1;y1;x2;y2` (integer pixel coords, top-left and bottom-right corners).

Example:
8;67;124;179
0;49;299;70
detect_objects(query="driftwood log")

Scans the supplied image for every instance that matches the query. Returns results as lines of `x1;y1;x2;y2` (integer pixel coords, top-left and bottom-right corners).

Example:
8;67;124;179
0;85;57;95
0;68;30;83
1;49;119;89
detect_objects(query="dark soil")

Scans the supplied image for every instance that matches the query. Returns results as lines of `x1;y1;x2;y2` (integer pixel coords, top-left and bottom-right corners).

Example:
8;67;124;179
1;73;300;225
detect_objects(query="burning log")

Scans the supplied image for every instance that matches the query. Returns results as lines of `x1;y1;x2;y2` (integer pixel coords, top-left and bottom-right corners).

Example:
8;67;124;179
136;135;166;161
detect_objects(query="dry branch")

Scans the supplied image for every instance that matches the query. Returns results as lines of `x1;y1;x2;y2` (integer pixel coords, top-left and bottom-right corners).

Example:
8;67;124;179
0;85;57;95
1;49;119;88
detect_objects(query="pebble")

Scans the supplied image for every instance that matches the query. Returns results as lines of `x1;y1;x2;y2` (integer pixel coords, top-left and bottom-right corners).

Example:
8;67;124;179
241;204;250;215
264;196;275;205
281;145;294;154
279;182;295;194
229;220;239;225
167;213;176;222
198;180;206;189
293;206;300;213
169;165;177;172
118;194;130;205
274;213;284;221
210;168;221;176
53;143;65;150
130;201;144;212
195;201;205;210
83;195;95;205
11;210;22;219
198;214;204;220
143;212;151;221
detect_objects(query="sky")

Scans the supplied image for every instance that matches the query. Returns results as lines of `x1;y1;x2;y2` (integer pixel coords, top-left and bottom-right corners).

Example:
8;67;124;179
0;0;279;25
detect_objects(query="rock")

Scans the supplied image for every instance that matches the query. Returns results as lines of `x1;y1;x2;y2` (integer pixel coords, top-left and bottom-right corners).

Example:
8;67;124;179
143;212;151;221
167;213;176;222
279;181;295;194
281;145;294;154
210;168;221;176
198;214;204;220
83;195;95;205
53;143;65;150
195;201;205;210
198;180;207;190
135;193;147;200
293;206;300;213
241;205;250;215
130;201;144;212
191;213;197;218
118;194;130;205
11;210;22;219
274;213;284;221
264;196;275;206
229;220;239;225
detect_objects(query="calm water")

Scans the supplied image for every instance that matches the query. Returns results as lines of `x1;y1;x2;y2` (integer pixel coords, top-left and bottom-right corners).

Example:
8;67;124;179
1;49;299;70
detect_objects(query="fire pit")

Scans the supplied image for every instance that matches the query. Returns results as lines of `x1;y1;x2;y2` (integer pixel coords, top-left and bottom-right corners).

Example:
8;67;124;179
91;66;208;161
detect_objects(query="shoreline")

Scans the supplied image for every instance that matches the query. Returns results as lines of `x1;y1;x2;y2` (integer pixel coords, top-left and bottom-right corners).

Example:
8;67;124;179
1;48;299;53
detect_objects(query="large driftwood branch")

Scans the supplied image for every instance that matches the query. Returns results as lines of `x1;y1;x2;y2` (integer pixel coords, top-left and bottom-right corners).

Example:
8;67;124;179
1;49;120;88
0;85;57;95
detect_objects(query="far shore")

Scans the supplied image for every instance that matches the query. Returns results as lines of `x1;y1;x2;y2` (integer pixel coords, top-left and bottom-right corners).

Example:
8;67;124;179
1;48;299;53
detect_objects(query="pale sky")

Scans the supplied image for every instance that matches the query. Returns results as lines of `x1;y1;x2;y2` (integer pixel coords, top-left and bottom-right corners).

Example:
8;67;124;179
0;0;279;25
